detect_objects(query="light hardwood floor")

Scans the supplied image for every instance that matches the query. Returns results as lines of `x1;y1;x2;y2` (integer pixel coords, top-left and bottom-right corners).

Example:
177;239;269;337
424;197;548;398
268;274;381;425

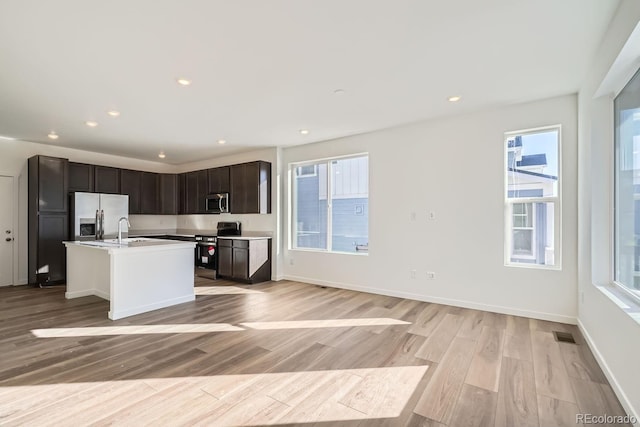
0;278;631;426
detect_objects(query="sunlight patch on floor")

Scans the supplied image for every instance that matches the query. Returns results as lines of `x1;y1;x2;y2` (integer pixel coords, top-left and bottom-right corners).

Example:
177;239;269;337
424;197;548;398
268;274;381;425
31;323;244;337
195;286;264;295
241;318;411;330
0;365;429;425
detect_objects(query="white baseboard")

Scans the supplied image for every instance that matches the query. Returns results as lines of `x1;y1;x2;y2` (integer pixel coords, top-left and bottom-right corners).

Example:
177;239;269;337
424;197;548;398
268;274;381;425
577;320;640;426
65;289;109;300
283;274;577;325
109;295;195;320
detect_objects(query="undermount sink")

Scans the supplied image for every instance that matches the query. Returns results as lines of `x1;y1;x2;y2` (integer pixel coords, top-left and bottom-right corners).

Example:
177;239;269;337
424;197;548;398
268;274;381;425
103;238;153;244
77;240;123;247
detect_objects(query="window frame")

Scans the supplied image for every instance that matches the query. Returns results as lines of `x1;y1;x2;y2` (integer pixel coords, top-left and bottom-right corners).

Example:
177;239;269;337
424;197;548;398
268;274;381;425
504;125;562;270
613;70;640;304
289;153;369;255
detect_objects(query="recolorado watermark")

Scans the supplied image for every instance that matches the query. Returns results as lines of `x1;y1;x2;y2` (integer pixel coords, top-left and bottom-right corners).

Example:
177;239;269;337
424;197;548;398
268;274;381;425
576;413;637;425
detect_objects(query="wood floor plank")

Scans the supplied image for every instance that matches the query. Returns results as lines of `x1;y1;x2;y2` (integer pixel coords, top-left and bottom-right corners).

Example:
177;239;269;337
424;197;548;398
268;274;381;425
570;377;631;425
537;394;583;427
559;342;608;384
338;365;429;417
456;308;485;340
407;304;447;337
414;313;464;362
530;330;576;403
503;332;532;361
464;326;505;392
495;357;538;427
413;337;476;424
447;383;497;427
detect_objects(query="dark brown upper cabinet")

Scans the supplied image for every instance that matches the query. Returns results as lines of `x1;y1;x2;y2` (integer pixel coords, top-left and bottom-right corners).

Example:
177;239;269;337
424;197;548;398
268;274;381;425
230;161;271;214
185;170;208;214
160;174;178;215
29;155;68;213
207;166;230;194
178;173;187;215
140;172;159;214
120;169;142;214
94;166;120;194
68;162;94;193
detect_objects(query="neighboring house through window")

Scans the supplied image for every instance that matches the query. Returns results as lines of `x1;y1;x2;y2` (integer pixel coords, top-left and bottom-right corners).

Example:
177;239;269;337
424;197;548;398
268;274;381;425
291;154;369;254
505;127;560;268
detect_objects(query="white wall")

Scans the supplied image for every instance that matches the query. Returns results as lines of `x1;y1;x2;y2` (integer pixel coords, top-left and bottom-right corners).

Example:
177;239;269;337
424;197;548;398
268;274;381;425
282;94;578;323
578;0;640;420
0;139;175;285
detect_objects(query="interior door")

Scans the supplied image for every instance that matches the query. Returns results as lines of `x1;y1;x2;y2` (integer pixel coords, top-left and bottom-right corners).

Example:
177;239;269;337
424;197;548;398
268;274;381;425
0;176;14;286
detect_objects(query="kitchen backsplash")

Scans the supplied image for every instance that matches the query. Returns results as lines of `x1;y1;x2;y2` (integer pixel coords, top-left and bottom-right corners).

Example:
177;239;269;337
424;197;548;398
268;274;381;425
130;214;275;234
129;215;179;231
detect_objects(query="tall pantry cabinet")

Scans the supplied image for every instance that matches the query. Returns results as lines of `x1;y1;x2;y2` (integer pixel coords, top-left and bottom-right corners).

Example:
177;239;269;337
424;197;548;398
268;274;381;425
28;155;69;285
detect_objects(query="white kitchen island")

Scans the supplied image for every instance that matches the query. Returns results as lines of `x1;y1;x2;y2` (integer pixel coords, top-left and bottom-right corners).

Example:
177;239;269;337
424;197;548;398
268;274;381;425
64;238;196;320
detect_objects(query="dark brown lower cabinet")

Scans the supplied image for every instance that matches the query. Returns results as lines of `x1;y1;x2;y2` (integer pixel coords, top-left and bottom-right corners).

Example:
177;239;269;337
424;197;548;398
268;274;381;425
217;242;233;277
29;213;68;285
217;238;271;284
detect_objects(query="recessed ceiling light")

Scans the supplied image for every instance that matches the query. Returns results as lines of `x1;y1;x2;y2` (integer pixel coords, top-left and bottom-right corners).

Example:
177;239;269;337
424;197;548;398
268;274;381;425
107;110;120;117
0;135;15;140
177;78;191;86
334;89;345;95
448;96;461;102
48;132;59;140
300;129;310;135
217;139;226;145
85;121;98;127
158;152;166;159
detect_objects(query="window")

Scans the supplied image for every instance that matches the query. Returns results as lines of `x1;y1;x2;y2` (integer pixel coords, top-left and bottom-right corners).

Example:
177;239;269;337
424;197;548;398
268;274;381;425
505;127;560;268
614;68;640;301
291;154;368;254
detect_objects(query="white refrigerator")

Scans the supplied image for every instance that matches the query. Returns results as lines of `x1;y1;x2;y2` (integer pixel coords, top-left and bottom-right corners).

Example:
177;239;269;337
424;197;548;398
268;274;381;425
70;192;129;240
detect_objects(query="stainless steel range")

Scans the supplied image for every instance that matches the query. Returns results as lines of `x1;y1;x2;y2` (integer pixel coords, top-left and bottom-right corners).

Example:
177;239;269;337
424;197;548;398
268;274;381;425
195;221;241;279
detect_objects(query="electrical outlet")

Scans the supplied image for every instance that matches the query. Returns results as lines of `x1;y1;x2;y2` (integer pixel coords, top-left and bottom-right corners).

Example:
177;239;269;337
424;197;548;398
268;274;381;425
410;269;417;279
426;271;436;279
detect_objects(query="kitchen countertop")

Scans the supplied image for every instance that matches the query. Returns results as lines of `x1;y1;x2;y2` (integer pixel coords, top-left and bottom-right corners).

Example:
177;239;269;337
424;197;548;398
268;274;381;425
128;229;273;239
216;236;271;240
64;238;196;253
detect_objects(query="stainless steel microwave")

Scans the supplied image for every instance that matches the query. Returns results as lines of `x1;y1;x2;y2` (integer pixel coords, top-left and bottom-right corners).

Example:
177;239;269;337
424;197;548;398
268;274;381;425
205;193;229;213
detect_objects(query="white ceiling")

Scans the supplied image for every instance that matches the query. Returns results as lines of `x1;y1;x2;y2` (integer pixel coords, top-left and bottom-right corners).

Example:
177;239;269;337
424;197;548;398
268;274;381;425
0;0;619;164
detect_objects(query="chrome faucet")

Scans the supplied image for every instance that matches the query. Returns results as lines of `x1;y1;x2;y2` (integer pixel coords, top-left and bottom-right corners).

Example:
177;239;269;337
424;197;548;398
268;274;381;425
118;217;131;244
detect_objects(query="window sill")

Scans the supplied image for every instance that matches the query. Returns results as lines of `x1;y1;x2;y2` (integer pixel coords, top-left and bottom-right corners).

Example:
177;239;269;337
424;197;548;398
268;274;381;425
595;284;640;327
504;262;561;271
289;248;368;256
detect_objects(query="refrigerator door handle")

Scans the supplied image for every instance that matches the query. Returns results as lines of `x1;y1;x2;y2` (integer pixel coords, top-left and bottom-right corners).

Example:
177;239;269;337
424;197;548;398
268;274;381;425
95;210;100;239
100;210;105;239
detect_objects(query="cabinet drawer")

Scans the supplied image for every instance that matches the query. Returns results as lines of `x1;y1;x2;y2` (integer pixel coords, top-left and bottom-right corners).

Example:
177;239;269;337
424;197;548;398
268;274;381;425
218;239;232;248
232;240;249;249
